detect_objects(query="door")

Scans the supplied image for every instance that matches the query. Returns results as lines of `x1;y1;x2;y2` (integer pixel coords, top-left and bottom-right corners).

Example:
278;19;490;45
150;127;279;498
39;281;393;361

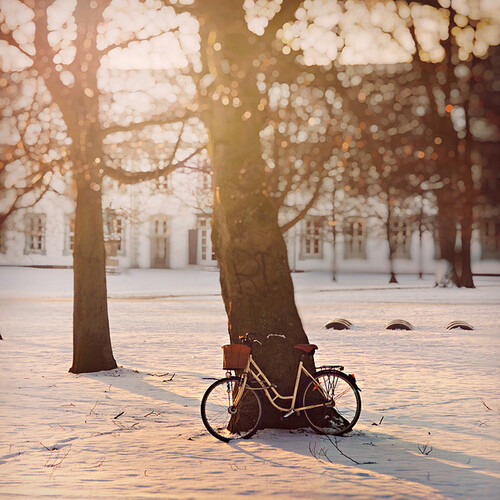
151;216;170;268
198;217;216;265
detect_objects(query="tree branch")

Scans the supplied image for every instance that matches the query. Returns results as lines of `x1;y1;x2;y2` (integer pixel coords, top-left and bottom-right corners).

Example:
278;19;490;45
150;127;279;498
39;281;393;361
99;30;179;57
0;174;53;228
280;171;326;233
262;0;304;43
0;29;33;59
101;146;204;184
100;113;192;139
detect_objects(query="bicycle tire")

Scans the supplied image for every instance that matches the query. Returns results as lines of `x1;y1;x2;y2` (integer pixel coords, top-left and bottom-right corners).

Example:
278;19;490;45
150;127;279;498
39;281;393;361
201;376;262;442
303;369;361;435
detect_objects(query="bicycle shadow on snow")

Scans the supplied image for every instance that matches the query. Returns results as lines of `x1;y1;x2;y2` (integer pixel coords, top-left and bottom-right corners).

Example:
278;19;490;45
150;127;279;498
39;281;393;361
81;367;499;498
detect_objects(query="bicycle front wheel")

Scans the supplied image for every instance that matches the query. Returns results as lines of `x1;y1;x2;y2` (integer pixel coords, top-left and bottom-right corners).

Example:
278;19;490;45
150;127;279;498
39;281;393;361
303;370;361;435
201;376;262;442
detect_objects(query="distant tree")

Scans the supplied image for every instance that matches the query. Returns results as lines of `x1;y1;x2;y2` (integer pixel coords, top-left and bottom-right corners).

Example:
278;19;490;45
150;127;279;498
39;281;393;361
402;0;500;287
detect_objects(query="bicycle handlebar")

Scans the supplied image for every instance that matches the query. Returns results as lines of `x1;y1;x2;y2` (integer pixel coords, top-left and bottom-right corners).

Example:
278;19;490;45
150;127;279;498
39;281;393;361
239;332;265;345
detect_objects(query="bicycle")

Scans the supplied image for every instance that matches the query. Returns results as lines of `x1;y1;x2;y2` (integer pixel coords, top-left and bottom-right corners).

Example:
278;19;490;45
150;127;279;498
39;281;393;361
201;333;362;442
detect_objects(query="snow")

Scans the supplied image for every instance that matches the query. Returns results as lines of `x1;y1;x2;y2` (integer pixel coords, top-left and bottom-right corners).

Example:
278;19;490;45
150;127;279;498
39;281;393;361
1;266;499;498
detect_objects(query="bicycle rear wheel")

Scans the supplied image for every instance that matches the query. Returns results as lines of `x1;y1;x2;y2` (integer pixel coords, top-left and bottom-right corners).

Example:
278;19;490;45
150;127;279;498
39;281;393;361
303;370;361;435
201;376;262;442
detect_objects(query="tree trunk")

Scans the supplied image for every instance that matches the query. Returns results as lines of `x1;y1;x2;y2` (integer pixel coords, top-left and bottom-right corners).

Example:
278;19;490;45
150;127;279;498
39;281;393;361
459;198;475;288
386;199;398;284
460;105;476;289
436;189;459;286
208;99;312;428
418;197;424;279
200;2;314;427
70;171;117;373
331;197;337;282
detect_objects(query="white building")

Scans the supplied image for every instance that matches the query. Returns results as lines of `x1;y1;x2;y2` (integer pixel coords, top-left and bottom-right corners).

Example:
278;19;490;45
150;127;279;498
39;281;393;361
1;172;498;276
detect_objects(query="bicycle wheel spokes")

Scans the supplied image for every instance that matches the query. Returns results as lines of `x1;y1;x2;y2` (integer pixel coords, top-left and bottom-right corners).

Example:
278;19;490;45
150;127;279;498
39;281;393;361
201;376;262;442
303;370;361;436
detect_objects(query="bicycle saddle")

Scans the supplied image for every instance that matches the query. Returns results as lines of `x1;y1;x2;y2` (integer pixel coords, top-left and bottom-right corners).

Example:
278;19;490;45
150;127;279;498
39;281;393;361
294;344;318;354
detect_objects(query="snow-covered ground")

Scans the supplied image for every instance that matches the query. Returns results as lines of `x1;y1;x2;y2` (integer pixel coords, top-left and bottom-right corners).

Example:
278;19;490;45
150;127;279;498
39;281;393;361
1;267;499;499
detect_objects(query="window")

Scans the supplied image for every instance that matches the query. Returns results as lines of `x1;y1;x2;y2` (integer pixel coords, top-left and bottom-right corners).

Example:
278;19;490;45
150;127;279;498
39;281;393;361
0;230;6;254
480;217;500;260
24;213;46;255
115;216;125;255
103;208;126;256
302;218;323;258
390;218;412;259
156;175;172;192
63;215;75;256
199;217;216;262
344;218;367;259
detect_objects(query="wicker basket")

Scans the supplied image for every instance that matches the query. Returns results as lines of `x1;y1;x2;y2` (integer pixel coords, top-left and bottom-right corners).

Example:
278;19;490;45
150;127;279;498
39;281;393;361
222;344;251;370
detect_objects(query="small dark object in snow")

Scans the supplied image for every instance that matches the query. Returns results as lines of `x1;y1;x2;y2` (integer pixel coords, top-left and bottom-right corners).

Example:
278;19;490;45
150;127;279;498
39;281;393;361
446;320;474;331
0;334;3;340
385;319;413;330
324;318;352;330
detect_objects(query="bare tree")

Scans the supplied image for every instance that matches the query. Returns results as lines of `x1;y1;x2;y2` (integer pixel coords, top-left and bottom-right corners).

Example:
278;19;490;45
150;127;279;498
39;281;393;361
0;0;201;373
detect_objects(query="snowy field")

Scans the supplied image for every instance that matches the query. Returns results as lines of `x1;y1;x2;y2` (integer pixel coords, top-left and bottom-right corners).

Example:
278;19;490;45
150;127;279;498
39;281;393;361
1;267;499;499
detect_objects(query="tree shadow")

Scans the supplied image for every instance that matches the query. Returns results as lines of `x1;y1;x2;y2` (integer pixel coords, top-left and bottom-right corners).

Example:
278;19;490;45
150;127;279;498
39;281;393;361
228;427;500;499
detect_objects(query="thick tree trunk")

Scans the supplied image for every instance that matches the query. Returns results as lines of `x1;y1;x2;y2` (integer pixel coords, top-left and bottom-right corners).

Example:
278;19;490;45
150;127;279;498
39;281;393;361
200;2;313;427
70;172;116;373
208;100;312;428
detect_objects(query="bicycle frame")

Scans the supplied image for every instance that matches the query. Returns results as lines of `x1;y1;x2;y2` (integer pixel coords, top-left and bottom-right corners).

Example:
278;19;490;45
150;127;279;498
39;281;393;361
234;354;331;416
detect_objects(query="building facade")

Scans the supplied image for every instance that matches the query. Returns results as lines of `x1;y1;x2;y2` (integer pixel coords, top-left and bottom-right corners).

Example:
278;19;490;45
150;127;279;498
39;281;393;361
1;173;499;275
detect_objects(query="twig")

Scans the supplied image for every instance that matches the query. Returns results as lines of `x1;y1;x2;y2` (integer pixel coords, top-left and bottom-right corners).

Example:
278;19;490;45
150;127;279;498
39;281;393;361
417;443;433;455
144;410;160;418
47;445;72;478
40;442;57;451
309;437;376;466
372;416;384;426
481;398;493;411
418;432;433;455
327;435;370;465
45;445;72;472
89;401;99;415
114;411;124;419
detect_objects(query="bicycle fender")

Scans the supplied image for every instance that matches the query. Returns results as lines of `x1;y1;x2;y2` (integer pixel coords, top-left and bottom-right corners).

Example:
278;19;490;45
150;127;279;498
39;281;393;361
347;374;362;392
